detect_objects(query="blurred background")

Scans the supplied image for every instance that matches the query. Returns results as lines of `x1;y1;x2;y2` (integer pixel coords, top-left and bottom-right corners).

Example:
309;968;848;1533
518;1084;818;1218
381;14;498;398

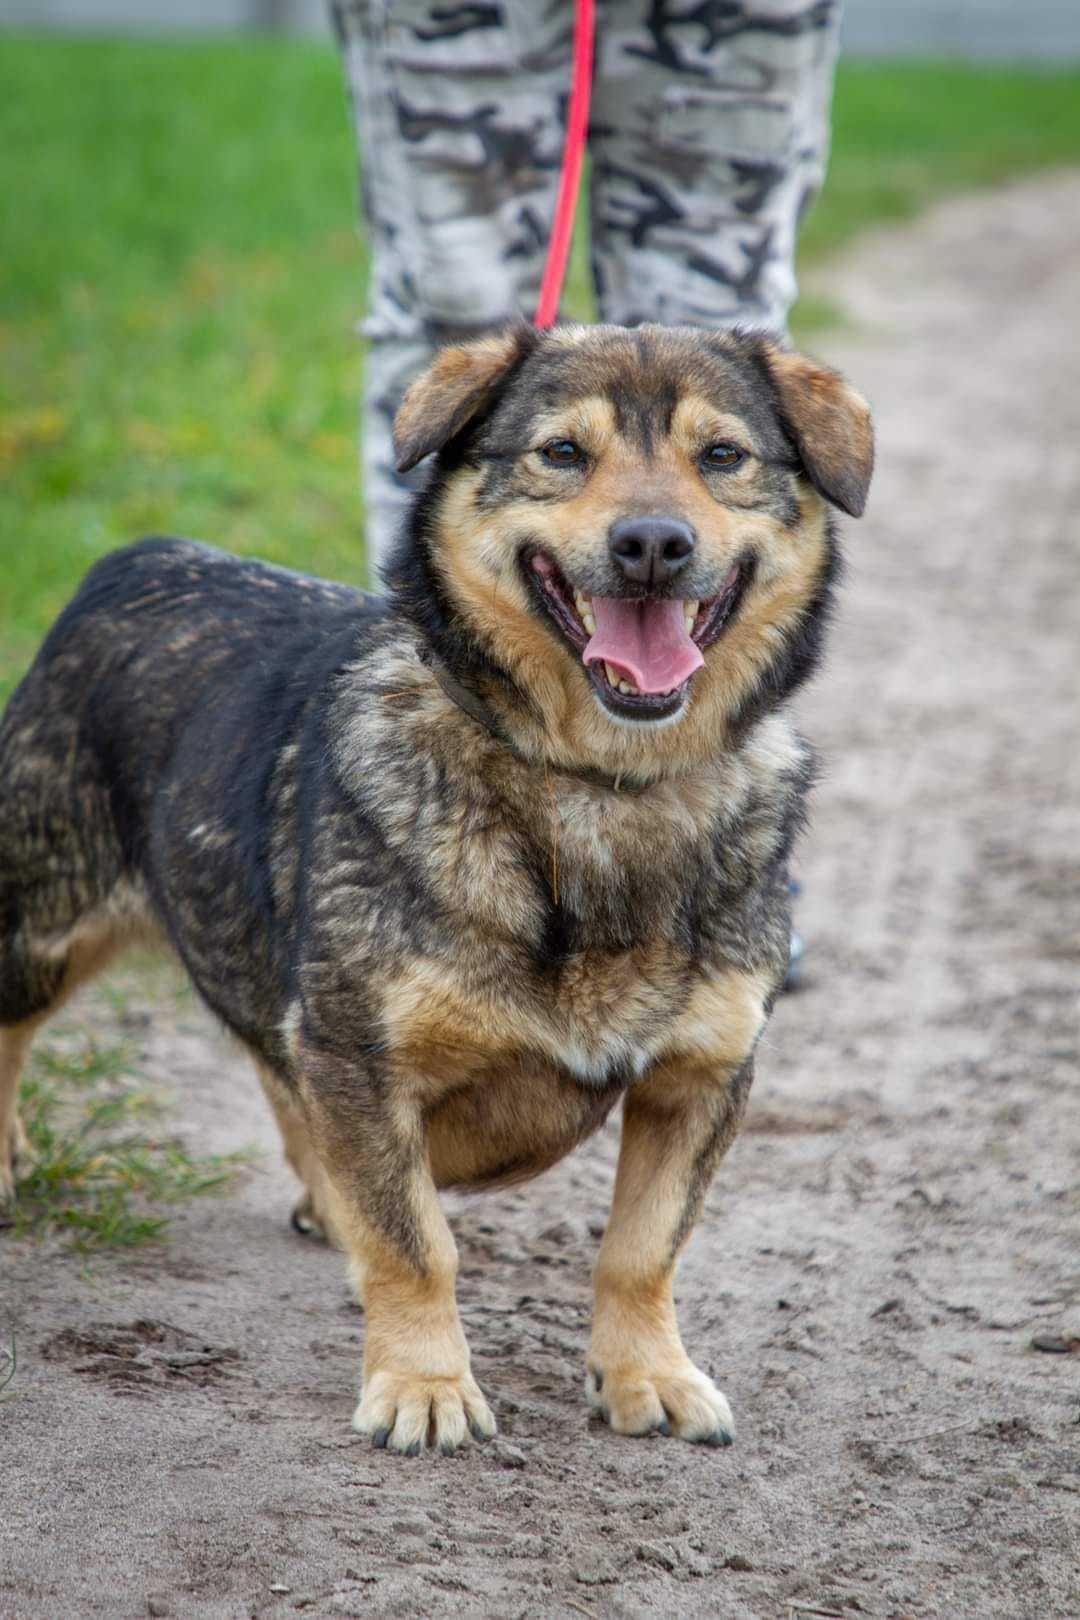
7;0;1080;55
1;1;1078;699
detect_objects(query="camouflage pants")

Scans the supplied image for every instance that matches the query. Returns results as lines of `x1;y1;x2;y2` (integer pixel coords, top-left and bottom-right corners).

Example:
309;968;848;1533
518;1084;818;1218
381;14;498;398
331;0;842;573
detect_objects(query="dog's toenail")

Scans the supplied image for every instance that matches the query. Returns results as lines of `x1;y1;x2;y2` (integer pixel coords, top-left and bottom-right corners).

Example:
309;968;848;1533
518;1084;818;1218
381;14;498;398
372;1427;390;1449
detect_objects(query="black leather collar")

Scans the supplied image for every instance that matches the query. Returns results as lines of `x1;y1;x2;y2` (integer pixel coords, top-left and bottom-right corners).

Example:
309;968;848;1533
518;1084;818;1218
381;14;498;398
419;650;652;795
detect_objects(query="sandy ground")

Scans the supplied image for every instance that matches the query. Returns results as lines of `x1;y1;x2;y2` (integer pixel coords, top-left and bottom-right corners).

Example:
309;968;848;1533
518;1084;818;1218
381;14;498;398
2;172;1079;1620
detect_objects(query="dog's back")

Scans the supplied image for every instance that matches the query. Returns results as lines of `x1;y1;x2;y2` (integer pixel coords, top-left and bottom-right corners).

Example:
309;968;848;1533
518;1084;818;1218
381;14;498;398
0;537;381;1028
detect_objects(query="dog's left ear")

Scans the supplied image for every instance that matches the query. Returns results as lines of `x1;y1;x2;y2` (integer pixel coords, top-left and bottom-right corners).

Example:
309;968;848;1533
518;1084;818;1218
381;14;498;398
762;345;874;517
393;325;537;473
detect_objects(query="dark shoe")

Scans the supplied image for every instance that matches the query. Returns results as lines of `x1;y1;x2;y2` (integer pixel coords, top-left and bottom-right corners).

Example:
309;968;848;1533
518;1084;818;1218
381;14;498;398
783;875;805;992
783;926;805;992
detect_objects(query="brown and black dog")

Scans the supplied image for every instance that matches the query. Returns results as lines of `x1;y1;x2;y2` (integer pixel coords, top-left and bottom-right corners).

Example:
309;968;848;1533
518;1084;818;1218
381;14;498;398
0;323;872;1454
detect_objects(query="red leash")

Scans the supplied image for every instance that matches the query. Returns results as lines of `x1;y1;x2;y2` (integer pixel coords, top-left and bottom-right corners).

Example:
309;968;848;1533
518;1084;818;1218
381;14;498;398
533;0;596;328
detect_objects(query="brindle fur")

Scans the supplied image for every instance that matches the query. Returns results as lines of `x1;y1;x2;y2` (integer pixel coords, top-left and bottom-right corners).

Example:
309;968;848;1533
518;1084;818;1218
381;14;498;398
0;323;872;1454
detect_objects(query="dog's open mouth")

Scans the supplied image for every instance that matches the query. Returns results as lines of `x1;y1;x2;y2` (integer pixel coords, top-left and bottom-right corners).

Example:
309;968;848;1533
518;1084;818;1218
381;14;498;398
528;550;748;721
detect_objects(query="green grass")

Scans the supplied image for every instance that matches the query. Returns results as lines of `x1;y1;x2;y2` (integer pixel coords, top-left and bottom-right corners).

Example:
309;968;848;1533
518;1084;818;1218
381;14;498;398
801;61;1080;261
13;1031;249;1249
2;38;1080;699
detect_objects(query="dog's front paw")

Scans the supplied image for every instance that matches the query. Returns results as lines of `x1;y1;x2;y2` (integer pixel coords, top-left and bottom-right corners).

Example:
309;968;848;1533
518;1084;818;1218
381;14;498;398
586;1359;734;1447
353;1369;497;1456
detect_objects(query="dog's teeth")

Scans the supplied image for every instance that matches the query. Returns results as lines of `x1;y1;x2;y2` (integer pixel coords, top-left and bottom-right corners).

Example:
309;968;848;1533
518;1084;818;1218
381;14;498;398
605;662;619;687
574;591;596;636
684;600;700;635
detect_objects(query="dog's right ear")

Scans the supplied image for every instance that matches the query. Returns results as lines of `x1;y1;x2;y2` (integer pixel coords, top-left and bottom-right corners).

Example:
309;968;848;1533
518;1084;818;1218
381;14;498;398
393;325;537;473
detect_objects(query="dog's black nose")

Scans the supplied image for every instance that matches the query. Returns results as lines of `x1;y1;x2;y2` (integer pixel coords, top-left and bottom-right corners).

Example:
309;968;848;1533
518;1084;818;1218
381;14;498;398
608;516;696;586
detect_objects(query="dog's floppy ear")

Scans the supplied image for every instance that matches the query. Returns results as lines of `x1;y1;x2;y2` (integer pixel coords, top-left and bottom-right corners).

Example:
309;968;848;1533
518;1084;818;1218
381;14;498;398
761;345;874;517
393;325;537;473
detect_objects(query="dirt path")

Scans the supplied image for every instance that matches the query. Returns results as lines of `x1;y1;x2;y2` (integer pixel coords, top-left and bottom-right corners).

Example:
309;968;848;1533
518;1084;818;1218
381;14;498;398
3;173;1079;1620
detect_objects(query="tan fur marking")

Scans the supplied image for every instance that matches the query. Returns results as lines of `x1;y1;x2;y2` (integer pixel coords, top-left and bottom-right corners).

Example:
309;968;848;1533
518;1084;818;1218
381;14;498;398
764;346;874;516
665;967;770;1070
528;395;617;455
431;433;828;784
381;967;522;1087
0;1021;37;1219
669;397;763;461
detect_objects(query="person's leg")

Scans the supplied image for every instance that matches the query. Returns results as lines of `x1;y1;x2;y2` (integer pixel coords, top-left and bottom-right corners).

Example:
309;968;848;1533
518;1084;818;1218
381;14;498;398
589;3;841;991
589;0;843;335
330;1;572;581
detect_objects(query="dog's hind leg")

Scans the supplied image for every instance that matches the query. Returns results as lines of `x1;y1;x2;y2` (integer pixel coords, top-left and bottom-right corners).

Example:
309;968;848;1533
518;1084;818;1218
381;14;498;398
0;909;149;1224
253;1062;338;1245
0;1020;38;1224
0;668;151;1221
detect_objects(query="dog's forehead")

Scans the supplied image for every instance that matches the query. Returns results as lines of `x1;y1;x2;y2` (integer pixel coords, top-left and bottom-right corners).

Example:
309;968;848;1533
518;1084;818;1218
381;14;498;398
493;325;784;448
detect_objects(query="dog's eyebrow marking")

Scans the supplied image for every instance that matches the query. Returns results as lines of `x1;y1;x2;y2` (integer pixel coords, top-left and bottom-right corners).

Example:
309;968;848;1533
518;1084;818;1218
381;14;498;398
529;395;617;450
670;398;761;458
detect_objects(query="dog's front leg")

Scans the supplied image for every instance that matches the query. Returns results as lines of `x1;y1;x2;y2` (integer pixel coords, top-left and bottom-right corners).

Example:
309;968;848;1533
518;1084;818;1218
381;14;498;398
587;1054;755;1447
299;1052;495;1456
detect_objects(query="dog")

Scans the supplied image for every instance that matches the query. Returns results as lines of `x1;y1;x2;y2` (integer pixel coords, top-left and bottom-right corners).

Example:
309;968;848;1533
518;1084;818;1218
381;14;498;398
0;322;872;1454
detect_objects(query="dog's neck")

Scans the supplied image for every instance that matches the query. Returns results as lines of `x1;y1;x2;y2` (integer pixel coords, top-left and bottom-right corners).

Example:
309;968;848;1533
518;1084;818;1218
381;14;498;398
330;631;807;960
418;646;654;795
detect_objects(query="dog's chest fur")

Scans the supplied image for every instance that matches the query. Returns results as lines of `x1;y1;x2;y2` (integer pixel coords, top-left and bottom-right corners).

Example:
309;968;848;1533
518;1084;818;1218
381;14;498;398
378;804;703;1089
318;675;797;1099
300;722;780;1189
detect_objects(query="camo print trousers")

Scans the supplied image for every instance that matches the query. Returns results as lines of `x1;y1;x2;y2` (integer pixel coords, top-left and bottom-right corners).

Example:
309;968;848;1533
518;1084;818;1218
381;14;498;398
330;0;842;572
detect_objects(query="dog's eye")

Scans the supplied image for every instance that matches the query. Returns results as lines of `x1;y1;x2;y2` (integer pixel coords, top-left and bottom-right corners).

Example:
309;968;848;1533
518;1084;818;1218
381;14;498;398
702;443;746;470
540;439;586;467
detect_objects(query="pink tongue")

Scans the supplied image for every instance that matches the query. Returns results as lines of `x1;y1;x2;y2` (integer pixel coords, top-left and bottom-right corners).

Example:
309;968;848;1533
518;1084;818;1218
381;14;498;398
583;598;704;693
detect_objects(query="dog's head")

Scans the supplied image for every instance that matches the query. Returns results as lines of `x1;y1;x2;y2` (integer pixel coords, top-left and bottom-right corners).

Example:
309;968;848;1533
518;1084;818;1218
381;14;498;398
389;323;872;772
